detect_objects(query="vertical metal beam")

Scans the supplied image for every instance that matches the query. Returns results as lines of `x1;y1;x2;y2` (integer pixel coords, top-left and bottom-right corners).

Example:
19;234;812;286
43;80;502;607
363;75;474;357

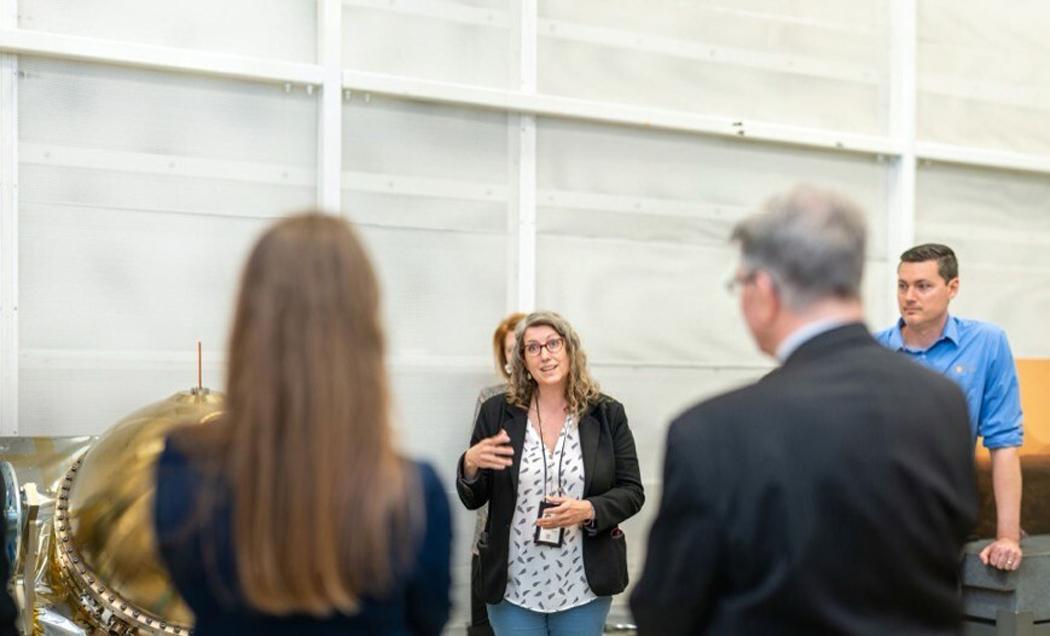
0;0;18;435
506;119;521;312
512;116;536;312
317;0;343;213
886;0;917;324
509;0;537;313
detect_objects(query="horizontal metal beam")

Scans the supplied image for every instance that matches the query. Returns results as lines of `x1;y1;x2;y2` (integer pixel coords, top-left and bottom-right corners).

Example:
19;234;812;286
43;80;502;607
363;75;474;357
342;170;508;202
20;143;513;210
18;349;489;371
343;69;904;156
540;189;751;221
20;348;228;371
348;0;881;86
699;4;878;35
917;141;1050;175
6;28;1050;179
591;359;771;371
0;28;325;85
19;348;774;372
921;73;1050;113
19;199;286;222
21;142;316;186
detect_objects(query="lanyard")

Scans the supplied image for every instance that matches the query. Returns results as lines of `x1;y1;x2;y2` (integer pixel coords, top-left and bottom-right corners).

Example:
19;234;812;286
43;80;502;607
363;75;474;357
535;398;568;499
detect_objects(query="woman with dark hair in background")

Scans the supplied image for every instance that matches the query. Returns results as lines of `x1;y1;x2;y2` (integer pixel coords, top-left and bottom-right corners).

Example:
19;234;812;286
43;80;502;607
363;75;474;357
468;312;524;636
458;311;644;636
154;213;451;636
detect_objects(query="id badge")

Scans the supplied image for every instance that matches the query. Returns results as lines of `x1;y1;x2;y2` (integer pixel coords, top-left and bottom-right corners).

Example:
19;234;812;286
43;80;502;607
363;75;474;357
534;500;564;547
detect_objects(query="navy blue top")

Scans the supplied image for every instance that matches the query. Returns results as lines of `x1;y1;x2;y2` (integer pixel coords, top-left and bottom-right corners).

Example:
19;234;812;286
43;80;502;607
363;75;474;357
154;438;452;636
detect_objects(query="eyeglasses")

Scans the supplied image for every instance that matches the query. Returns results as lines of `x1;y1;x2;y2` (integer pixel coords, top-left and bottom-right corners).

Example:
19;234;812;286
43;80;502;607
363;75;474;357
725;271;757;295
524;337;564;357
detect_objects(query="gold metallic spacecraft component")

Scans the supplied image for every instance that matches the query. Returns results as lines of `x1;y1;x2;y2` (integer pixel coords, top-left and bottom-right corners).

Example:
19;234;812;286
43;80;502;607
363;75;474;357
54;387;224;635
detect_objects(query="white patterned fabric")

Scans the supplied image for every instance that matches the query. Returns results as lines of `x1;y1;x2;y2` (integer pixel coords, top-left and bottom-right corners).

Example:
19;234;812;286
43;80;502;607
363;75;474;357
505;416;596;613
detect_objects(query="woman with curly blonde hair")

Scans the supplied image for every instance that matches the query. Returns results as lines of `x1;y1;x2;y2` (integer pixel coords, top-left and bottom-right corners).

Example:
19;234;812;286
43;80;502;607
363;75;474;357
456;311;644;636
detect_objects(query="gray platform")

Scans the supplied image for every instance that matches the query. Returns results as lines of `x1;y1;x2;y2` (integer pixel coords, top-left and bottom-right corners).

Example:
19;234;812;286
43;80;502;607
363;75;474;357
963;536;1050;635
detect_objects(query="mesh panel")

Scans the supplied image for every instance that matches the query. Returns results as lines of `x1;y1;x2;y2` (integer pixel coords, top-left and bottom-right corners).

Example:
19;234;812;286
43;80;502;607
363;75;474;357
916;163;1050;356
343;0;515;88
595;365;765;482
19;204;270;352
592;364;766;601
342;94;511;361
537;118;890;258
18;0;317;62
340;94;514;628
536;117;892;366
19;58;318;166
918;0;1050;153
17;57;317;434
360;226;509;359
19;366;227;436
538;0;890;133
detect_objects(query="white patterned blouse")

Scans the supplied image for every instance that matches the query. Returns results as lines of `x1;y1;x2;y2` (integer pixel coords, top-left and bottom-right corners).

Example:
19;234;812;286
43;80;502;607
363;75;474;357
504;416;597;612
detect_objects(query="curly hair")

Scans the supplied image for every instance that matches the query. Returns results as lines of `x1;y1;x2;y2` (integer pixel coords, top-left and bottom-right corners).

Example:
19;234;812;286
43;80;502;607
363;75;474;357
506;311;600;420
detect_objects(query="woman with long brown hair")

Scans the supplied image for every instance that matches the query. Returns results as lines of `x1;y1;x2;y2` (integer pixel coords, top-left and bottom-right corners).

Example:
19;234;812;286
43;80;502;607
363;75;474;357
154;213;451;635
457;311;644;635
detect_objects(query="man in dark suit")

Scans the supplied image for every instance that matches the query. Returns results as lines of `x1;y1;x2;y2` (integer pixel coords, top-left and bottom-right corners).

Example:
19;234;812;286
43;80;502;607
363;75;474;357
630;186;978;636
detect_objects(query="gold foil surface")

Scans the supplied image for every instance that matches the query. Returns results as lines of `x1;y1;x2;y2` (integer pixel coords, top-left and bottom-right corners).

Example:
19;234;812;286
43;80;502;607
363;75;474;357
0;437;94;635
2;387;224;635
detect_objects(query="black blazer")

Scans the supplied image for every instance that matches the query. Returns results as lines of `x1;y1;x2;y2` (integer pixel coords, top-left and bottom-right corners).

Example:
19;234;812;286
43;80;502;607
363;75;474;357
457;393;644;603
630;324;978;636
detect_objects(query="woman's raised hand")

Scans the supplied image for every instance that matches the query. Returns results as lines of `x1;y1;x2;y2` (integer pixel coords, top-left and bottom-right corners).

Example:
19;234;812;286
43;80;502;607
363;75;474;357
464;429;514;479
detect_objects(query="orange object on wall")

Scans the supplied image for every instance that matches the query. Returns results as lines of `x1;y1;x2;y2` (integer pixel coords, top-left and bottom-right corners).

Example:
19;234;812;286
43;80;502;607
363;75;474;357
976;359;1050;459
973;358;1050;537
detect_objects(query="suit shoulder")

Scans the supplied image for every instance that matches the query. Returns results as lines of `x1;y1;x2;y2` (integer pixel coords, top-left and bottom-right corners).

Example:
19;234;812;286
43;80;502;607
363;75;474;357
481;390;507;408
871;323;898;346
594;393;624;410
479;391;512;419
670;382;762;439
411;459;444;489
859;345;971;413
590;393;628;423
477;384;505;404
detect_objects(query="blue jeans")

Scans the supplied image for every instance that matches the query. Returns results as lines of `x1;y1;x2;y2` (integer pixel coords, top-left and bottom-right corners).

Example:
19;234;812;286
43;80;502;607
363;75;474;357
487;597;612;636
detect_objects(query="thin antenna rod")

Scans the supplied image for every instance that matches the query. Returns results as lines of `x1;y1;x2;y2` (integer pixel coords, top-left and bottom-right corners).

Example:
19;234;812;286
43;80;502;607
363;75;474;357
197;341;202;391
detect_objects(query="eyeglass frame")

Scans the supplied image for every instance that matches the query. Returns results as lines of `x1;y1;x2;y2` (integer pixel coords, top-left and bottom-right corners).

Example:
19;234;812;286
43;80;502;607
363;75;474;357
523;337;565;357
725;270;758;295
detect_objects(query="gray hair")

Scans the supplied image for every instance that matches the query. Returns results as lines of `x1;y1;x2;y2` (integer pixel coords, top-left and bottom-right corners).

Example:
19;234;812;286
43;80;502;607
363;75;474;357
731;185;867;311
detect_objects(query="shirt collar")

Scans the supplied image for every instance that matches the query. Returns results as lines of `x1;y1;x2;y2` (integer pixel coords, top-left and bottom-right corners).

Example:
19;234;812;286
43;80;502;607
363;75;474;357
892;314;959;352
776;317;852;363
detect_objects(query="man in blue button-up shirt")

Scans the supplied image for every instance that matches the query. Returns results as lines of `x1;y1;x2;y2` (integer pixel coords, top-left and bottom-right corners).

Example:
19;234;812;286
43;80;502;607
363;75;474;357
875;243;1023;572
